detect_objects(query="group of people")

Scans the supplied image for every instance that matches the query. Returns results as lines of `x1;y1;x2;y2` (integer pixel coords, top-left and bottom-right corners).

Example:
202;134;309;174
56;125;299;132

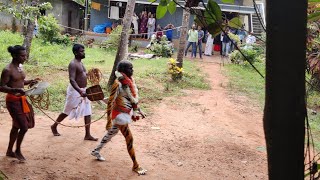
184;24;257;58
131;11;175;42
1;44;147;175
184;25;205;59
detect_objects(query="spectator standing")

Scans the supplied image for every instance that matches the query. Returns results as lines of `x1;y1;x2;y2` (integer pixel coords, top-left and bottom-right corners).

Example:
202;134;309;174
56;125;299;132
196;26;204;59
184;24;198;58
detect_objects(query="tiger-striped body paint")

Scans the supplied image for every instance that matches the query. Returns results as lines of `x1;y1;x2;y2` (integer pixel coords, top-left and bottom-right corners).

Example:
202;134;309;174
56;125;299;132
92;70;146;175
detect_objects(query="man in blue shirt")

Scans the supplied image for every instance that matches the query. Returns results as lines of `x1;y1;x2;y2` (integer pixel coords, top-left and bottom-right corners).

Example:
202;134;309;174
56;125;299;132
164;23;175;42
196;26;204;59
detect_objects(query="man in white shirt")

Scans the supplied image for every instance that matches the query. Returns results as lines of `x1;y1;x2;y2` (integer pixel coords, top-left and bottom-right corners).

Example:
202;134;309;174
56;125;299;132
246;32;256;44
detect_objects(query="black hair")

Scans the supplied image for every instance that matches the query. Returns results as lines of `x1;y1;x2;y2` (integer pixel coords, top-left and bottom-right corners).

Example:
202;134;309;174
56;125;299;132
117;60;132;73
72;44;84;54
7;45;26;57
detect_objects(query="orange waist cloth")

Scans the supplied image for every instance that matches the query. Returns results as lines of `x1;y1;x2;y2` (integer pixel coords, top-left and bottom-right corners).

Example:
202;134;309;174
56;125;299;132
6;94;30;113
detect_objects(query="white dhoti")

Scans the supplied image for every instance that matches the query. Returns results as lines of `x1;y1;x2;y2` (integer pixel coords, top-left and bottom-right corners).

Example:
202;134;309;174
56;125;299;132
204;34;214;56
63;84;91;121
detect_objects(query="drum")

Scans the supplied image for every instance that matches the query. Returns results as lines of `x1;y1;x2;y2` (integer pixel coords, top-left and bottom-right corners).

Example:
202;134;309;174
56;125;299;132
86;85;105;101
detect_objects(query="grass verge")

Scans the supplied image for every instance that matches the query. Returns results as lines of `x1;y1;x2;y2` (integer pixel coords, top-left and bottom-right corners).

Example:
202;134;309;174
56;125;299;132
223;62;265;107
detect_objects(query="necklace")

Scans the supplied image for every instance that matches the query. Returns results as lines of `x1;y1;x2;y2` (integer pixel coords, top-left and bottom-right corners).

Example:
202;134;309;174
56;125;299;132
17;64;23;73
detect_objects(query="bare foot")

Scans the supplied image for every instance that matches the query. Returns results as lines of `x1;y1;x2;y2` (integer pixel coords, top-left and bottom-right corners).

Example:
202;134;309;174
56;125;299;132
132;166;147;175
6;151;16;158
51;125;61;136
84;136;98;141
15;151;26;162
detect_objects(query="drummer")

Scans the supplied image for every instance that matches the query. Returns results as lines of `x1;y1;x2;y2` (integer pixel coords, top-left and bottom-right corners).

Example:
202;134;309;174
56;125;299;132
51;44;98;141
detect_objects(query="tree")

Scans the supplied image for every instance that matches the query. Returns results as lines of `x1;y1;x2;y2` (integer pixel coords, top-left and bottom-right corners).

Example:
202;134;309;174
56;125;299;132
264;0;307;178
107;0;136;89
176;8;190;68
0;0;52;59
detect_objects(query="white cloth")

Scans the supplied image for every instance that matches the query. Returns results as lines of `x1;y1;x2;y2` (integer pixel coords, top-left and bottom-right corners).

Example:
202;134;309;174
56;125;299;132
110;6;119;20
204;34;214;55
113;112;132;125
132;14;139;34
246;35;256;44
63;84;92;121
147;18;155;29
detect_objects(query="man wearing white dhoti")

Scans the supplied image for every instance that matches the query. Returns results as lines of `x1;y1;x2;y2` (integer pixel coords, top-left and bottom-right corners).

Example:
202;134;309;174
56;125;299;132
51;44;98;141
204;32;214;56
63;85;91;120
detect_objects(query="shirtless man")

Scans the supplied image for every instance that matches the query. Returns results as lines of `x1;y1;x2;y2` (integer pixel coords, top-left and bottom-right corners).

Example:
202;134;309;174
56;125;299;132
0;45;38;161
51;44;97;141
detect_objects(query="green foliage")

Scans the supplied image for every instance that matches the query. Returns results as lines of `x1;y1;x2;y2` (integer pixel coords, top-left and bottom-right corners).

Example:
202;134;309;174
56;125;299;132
101;25;123;51
129;42;140;53
229;44;264;66
221;0;235;4
0;1;52;21
228;32;240;45
155;0;177;19
0;30;23;61
156;0;168;19
149;37;173;57
204;0;222;24
38;14;62;43
73;0;86;6
229;17;242;29
168;0;176;14
51;35;72;46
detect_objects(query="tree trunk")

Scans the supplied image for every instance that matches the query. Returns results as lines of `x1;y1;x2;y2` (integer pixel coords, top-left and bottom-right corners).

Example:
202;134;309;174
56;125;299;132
107;0;135;89
176;8;190;68
22;19;35;60
264;0;307;179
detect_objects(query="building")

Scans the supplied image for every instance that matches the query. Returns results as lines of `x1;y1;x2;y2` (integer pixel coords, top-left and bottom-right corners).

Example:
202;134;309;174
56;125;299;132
0;0;84;34
88;0;266;37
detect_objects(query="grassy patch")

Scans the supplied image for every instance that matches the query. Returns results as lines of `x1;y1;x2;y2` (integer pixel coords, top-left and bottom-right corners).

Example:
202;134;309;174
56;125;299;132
223;62;265;107
0;30;209;114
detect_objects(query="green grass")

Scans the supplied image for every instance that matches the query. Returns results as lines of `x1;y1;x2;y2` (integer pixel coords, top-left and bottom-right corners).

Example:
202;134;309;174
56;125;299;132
223;62;265;107
224;60;320;151
0;30;210;114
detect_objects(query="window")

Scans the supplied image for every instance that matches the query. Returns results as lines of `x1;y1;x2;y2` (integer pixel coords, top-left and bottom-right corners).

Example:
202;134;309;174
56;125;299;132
108;1;127;19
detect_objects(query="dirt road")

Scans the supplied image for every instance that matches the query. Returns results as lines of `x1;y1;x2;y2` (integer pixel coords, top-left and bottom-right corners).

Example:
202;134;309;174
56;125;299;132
0;55;267;180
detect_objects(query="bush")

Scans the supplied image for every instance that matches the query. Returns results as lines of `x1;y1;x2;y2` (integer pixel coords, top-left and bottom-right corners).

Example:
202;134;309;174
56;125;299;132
230;43;265;66
101;25;124;51
51;34;71;46
149;36;173;57
129;42;140;53
38;14;61;43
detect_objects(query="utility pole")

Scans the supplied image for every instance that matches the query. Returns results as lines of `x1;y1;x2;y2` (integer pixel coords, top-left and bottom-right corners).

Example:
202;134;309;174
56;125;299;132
263;0;307;179
84;0;89;31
